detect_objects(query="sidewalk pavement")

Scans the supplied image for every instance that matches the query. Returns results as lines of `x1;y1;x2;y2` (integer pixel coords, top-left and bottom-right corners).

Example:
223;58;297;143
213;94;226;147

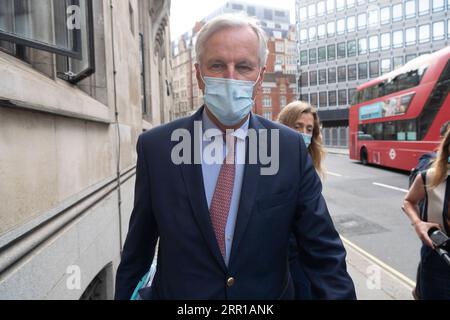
326;147;350;156
342;237;415;300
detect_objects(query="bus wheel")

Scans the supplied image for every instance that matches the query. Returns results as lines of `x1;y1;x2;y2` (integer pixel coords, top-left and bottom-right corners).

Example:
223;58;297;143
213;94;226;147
360;148;368;165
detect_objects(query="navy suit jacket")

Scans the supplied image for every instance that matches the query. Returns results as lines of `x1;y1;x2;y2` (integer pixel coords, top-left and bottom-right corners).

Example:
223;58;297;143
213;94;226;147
115;106;356;300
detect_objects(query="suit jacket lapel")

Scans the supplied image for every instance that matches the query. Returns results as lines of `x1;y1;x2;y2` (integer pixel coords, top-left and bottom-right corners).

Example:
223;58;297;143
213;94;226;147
178;106;227;271
229;114;265;267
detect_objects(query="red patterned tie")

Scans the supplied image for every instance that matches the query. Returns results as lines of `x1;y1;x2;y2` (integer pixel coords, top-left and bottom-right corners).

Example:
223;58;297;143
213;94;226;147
209;135;236;259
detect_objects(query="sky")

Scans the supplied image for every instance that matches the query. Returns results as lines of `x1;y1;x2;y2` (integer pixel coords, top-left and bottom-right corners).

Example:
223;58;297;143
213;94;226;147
170;0;296;40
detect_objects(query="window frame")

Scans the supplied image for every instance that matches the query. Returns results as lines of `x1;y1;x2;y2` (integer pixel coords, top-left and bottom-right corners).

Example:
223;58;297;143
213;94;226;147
0;0;93;60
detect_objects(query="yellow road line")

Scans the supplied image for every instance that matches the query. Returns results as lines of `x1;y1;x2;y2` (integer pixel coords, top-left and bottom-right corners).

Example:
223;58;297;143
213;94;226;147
341;236;416;289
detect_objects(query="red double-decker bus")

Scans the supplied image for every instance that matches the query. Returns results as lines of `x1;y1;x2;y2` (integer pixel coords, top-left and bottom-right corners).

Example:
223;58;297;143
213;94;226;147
349;46;450;171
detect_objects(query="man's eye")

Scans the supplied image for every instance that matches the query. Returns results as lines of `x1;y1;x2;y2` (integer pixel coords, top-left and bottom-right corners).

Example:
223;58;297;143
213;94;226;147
237;66;252;71
210;64;223;69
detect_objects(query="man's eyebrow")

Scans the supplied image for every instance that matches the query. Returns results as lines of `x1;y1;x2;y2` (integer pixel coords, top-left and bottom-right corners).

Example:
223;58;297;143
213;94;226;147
236;60;256;66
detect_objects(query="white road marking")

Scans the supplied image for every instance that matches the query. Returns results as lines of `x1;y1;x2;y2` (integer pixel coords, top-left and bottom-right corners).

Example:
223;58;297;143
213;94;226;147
327;171;343;177
372;182;408;193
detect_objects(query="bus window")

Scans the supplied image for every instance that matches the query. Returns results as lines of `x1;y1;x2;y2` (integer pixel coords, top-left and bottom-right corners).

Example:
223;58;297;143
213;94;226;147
383;121;396;140
368;123;383;140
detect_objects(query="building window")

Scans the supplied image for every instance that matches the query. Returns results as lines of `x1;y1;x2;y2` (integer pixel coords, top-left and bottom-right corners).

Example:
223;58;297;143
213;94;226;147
263;111;272;120
348;64;357;81
419;24;430;43
432;0;445;12
263;87;271;94
319;91;328;108
393;56;404;69
337;18;345;35
433;21;445;40
300;72;309;87
358;38;367;55
318;46;326;62
392;4;403;22
310;71;318;86
338;66;347;82
300;29;308;43
264;8;273;20
328;91;337;106
347;0;356;8
300;94;309;103
318;24;326;39
406;27;417;46
347;16;356;33
381;33;391;51
327;21;336;37
358;13;367;30
319;69;327;85
419;0;430;15
308;4;316;18
337;0;345;11
317;1;326;16
280;84;287;94
368;9;379;27
280;95;287;107
300;50;308;65
247;6;256;16
380;7;391;25
369;60;380;78
338;89;347;106
310;92;318;107
393;30;403;48
299;6;307;22
327;44;336;60
347;40;357;57
348;88;357;105
275;42;284;53
405;53;417;62
309;48;317;64
328;67;337;83
309;27;316;41
405;0;416;19
263;96;272;107
337;42;346;59
0;0;95;83
275;10;286;17
327;0;335;13
369;35;378;53
358;62;368;79
381;58;392;74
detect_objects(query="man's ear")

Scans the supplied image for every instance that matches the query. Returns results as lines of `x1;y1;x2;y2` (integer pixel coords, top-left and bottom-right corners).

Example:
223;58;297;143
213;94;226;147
195;63;205;91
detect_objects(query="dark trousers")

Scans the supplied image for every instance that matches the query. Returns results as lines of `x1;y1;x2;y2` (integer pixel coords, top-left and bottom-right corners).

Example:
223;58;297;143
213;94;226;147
419;245;450;300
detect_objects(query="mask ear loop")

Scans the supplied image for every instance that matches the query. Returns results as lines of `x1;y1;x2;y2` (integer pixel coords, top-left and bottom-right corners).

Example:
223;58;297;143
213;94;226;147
252;69;263;103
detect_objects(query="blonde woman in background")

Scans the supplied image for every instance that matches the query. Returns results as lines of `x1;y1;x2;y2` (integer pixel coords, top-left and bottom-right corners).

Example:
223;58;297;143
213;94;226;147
278;101;326;178
278;101;327;299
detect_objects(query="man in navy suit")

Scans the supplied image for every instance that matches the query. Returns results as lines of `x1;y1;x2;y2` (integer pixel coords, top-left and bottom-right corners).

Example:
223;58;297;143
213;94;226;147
115;14;356;300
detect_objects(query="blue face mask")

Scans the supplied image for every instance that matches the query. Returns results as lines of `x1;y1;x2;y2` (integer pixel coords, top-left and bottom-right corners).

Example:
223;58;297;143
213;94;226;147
300;133;312;148
201;75;259;126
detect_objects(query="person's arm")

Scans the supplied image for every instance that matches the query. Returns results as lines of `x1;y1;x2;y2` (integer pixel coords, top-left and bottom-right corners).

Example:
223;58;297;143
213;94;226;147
114;135;159;300
292;136;356;300
403;173;440;248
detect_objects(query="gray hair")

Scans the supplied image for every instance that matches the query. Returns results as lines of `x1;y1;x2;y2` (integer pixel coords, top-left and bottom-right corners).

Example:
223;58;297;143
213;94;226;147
195;14;268;68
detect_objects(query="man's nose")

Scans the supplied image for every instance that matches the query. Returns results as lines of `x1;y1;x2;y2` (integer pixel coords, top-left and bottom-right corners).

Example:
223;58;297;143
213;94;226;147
223;65;237;79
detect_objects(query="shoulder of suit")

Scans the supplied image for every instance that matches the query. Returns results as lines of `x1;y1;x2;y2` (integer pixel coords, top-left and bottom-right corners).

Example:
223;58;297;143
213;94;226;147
254;114;300;139
139;116;192;143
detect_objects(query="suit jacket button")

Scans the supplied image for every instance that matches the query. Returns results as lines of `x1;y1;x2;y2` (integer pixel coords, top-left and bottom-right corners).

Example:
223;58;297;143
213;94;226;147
227;277;235;287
